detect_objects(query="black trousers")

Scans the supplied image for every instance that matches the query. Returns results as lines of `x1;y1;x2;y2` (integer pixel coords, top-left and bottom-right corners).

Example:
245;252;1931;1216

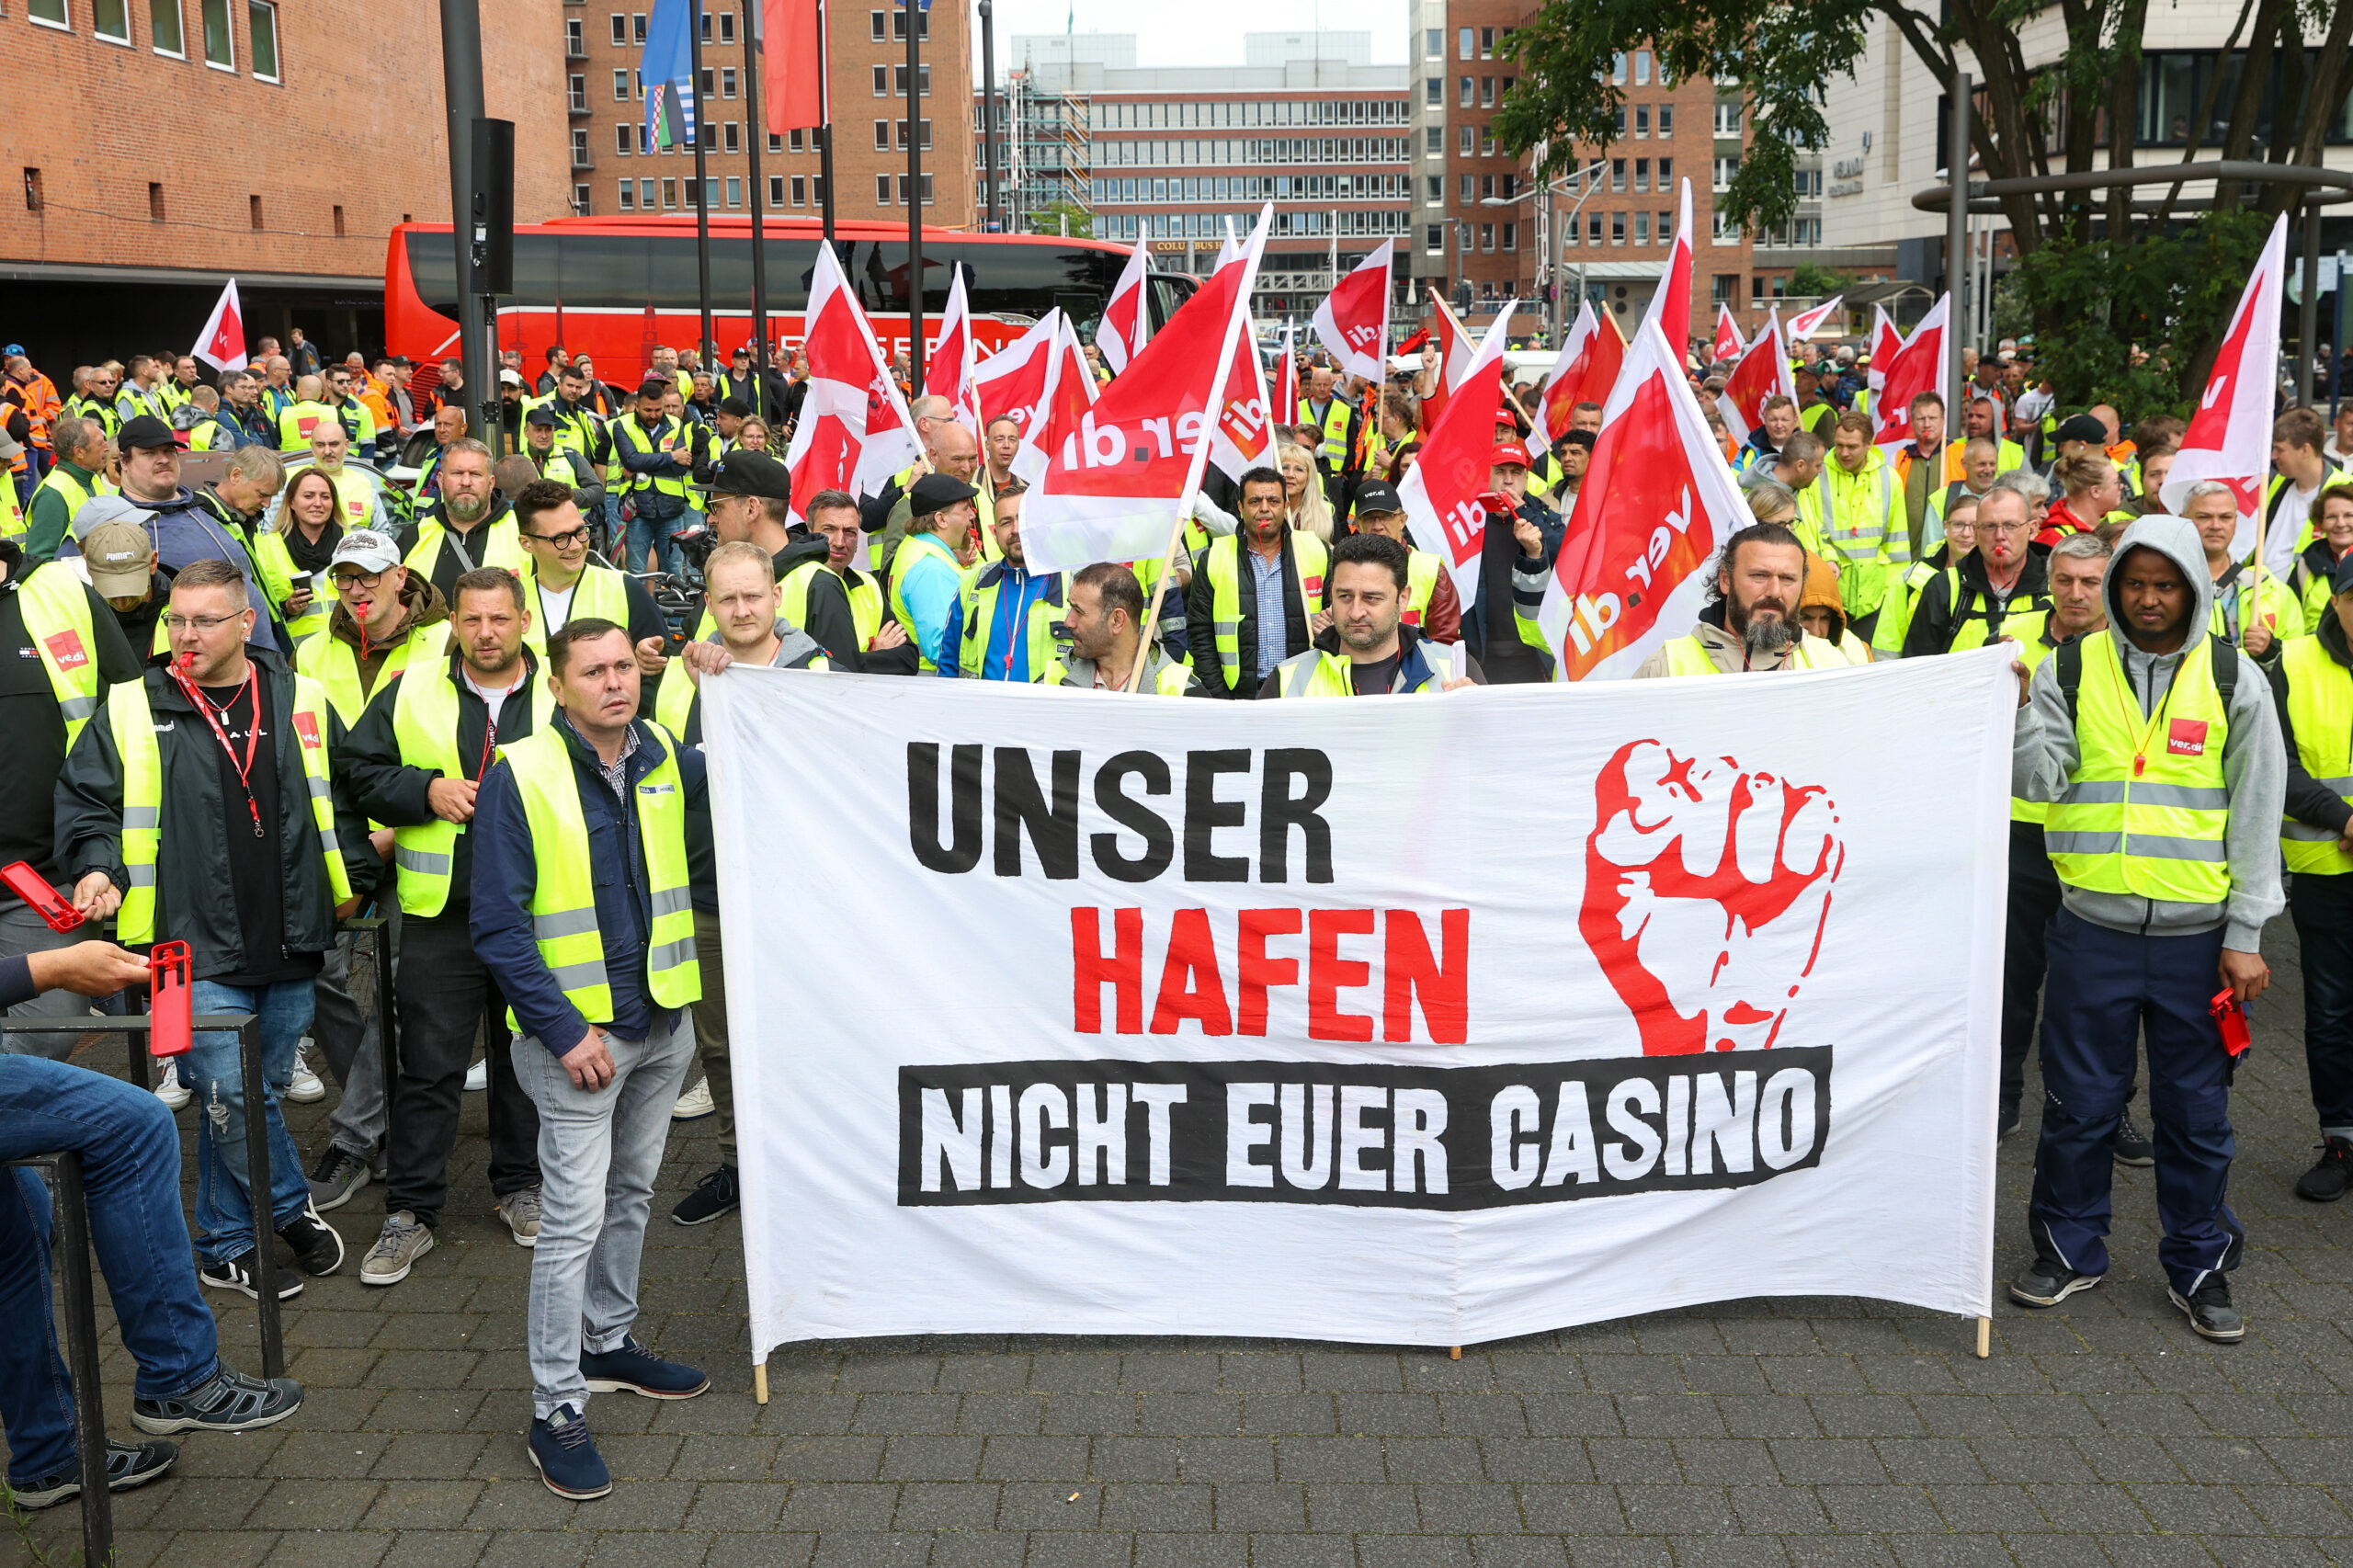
385;907;541;1227
2289;870;2353;1136
2002;819;2064;1119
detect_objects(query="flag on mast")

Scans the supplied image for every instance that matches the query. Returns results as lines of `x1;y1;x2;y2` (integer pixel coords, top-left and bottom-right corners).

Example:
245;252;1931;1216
642;0;698;149
191;278;245;371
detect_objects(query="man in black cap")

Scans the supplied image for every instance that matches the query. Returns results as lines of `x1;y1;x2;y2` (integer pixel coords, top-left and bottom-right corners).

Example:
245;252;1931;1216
60;416;278;636
2040;413;2110;487
519;405;596;496
890;473;980;674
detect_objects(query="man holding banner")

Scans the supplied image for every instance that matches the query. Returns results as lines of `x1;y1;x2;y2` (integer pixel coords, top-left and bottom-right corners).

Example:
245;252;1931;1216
2009;517;2282;1343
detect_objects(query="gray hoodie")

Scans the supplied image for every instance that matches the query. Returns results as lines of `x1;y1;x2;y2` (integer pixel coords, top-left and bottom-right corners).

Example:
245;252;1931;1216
2011;515;2284;951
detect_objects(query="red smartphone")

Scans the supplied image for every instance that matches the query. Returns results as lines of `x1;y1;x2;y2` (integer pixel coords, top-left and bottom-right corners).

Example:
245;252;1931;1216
1477;490;1517;517
150;941;193;1060
2210;988;2253;1057
1;860;84;934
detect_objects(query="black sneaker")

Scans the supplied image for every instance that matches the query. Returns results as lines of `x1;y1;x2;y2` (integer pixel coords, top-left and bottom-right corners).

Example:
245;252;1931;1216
2114;1108;2155;1167
1998;1101;2021;1140
671;1164;740;1226
2008;1256;2103;1307
7;1439;177;1509
131;1367;304;1435
2168;1275;2246;1342
2296;1137;2353;1202
307;1145;370;1212
199;1254;303;1301
277;1201;347;1277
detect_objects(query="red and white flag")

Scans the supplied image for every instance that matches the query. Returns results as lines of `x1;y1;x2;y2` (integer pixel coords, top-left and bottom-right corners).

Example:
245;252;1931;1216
1870;294;1947;454
759;0;827;133
1714;310;1796;448
1787;295;1845;340
1537;301;1623;448
1096;243;1152;373
2163;211;2287;566
1639;177;1693;356
1310;239;1392;383
1269;318;1299;431
1050;309;1099;423
1014;208;1268;574
1711;304;1742;366
1539;320;1751;681
1401;305;1516;608
921;266;982;436
1427;289;1479;392
1864;305;1900;420
192;278;244;372
972;311;1063;437
779;241;921;529
1205;314;1275;483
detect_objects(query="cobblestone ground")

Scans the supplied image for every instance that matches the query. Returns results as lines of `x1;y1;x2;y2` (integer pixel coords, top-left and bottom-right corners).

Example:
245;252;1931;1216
8;931;2353;1568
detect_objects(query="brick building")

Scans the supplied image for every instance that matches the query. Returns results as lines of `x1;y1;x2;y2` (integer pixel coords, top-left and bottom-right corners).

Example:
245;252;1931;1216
574;1;972;231
3;0;568;369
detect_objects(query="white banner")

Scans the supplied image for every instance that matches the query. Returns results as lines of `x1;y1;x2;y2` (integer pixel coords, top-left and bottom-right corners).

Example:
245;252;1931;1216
705;653;2012;1353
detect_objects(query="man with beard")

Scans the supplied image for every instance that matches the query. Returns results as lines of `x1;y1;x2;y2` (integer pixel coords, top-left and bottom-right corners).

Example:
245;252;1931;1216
1633;520;1850;676
1260;533;1480;697
1188;467;1326;699
397;438;523;603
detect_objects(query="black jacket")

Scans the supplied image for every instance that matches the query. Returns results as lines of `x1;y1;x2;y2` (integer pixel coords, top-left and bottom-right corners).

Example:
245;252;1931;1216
1185;529;1318;699
54;649;376;977
1901;549;2052;657
1461;496;1563;669
761;531;918;676
342;647;549;914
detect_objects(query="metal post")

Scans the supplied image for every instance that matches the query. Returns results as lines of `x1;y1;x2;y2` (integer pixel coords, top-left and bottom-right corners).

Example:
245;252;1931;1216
905;0;925;389
2298;197;2321;407
237;1014;285;1377
981;0;1000;232
2335;251;2347;420
1946;71;1970;447
744;2;771;365
438;0;494;443
51;1152;110;1567
689;0;716;370
820;123;837;242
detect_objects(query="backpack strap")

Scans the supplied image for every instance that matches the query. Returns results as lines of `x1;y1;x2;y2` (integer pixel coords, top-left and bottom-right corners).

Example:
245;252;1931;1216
2054;636;2083;725
2211;633;2239;710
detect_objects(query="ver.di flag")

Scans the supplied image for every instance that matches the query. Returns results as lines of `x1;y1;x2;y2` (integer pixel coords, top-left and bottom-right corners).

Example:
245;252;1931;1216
2163;212;2288;568
1711;305;1742;366
973;311;1063;437
1538;301;1623;449
191;278;244;372
1097;243;1153;374
1310;239;1393;383
1714;310;1795;448
1871;294;1948;456
779;241;921;529
1787;295;1845;340
1639;177;1693;353
1540;319;1752;681
922;266;983;437
1401;305;1516;608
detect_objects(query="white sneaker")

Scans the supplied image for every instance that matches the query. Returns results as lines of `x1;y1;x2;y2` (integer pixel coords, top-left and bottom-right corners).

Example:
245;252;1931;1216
285;1040;326;1105
153;1060;190;1111
464;1057;489;1093
672;1077;714;1121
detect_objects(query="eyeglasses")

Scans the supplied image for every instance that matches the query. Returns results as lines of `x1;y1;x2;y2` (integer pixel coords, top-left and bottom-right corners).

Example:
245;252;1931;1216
333;570;387;590
525;527;592;550
1982;522;2033;537
162;612;244;633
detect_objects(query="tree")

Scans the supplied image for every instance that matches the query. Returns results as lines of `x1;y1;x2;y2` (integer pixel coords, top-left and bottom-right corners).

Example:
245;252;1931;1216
1788;263;1853;299
1028;201;1094;240
1495;1;2352;409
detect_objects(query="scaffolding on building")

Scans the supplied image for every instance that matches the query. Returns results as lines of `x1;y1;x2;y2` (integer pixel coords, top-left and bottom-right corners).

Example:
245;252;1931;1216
1006;62;1092;233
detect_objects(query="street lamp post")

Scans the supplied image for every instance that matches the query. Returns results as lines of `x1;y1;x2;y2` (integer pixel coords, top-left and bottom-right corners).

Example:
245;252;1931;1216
1483;158;1613;346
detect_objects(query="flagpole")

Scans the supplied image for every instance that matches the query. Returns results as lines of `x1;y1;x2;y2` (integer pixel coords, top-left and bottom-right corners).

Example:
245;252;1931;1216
743;0;770;367
689;0;716;369
817;0;836;244
904;0;926;390
980;0;1001;232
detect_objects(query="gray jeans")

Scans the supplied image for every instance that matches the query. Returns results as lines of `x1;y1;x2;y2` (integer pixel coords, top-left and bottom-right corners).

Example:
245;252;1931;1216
314;915;398;1160
511;1012;695;1421
0;886;98;1048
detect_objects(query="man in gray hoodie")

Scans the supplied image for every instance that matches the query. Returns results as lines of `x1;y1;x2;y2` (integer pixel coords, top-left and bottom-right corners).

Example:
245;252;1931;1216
2007;515;2283;1341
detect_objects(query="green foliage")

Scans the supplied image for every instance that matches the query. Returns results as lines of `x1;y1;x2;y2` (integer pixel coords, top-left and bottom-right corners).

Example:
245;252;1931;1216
2005;209;2272;416
1788;263;1854;299
1027;201;1094;240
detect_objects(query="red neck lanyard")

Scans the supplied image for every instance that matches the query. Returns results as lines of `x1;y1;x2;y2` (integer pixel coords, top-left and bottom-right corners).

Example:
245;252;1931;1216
474;674;525;781
174;660;265;837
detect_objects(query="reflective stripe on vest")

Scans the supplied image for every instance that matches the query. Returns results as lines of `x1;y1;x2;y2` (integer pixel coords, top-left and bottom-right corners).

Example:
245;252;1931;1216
2279;633;2353;874
392;660;556;917
957;568;1063;681
31;466;112;533
1203;532;1330;692
1273;642;1457;697
1297;397;1352;467
108;672;351;945
1662;632;1846;676
251;529;332;642
16;562;102;748
2008;630;2061;824
887;533;964;673
494;726;700;1022
2043;631;2232;902
615;415;690;501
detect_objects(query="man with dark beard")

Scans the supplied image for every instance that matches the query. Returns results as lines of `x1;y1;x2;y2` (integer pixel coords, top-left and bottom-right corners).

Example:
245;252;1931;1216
1632;521;1851;676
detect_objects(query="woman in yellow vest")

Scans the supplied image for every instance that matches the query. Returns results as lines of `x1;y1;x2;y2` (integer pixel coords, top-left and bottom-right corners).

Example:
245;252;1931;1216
250;467;346;643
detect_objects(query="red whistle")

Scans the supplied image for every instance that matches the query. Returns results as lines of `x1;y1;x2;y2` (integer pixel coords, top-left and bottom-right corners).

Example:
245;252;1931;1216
150;941;193;1059
2210;988;2253;1057
1;860;84;934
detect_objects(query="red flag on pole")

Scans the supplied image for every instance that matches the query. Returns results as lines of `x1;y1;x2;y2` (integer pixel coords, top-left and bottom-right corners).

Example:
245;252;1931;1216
1786;295;1845;340
192;278;244;372
972;312;1063;437
1871;295;1947;454
760;0;826;133
2163;211;2288;565
1096;244;1152;373
1537;301;1623;447
1400;305;1516;607
922;267;982;436
1711;305;1742;366
1538;321;1751;680
1309;238;1393;382
1269;317;1299;432
779;242;921;530
1639;177;1693;357
1713;310;1796;448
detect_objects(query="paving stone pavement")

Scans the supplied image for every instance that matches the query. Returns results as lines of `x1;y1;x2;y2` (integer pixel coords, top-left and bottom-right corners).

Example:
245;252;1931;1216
9;930;2353;1568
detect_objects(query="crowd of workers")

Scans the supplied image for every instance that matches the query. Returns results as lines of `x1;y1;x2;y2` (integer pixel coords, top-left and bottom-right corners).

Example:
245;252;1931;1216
0;312;2350;1509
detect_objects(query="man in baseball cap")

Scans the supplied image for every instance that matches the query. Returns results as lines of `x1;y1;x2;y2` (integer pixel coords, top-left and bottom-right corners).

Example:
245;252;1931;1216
1346;480;1461;643
63;418;280;636
76;518;168;661
892;473;981;672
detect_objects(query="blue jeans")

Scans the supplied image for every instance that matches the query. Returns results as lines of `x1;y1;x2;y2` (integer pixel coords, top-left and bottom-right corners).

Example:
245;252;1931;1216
2029;908;2242;1294
0;1057;222;1483
188;978;314;1266
625;507;689;578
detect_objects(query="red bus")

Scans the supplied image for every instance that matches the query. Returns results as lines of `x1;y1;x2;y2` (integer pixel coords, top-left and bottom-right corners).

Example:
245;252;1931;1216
384;213;1195;384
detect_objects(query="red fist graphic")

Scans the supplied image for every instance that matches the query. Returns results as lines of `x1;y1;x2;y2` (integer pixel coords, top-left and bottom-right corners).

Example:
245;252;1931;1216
1581;741;1843;1056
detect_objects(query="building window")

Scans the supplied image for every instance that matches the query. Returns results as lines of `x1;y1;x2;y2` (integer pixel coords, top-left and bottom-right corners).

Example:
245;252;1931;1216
1459;124;1472;156
726;176;742;208
632;11;646;41
1611;212;1625;245
1479;223;1494;252
1635;50;1653;85
921;173;934;205
661;177;677;209
1658;210;1673;241
245;0;277;78
1611;158;1626;192
30;0;69;28
1424;78;1441;108
199;0;232;64
1424;126;1441;156
870;7;883;38
147;0;183;55
610;12;626;42
790;129;805;152
1424;176;1440;205
1717;211;1743;244
769;175;786;205
873;64;888;96
1502;222;1515;250
769;132;784;153
1634;158;1649;193
1635;106;1650;138
721;67;737;99
722;121;740;153
574;182;591;215
1715;101;1743;136
1588;211;1602;243
1459;174;1472;203
1426;223;1443;255
1713;155;1740;190
876;173;892;203
1458;77;1473;108
616;123;632;154
612;69;630;100
873;120;888;150
619;180;635;210
93;0;130;41
1658;158;1673;187
1424;27;1440;58
813;176;826;206
719;8;734;41
1636;211;1651;244
572;128;591;167
1611;51;1627;85
1481;77;1495;107
1659;105;1674;138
